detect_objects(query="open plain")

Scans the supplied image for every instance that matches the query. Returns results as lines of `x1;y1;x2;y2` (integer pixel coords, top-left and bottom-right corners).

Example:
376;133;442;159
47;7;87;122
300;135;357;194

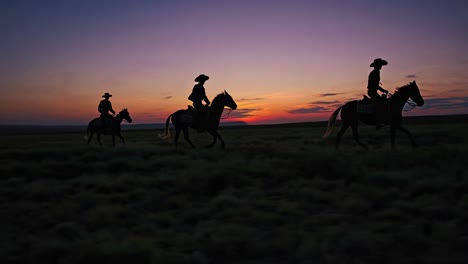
1;115;467;263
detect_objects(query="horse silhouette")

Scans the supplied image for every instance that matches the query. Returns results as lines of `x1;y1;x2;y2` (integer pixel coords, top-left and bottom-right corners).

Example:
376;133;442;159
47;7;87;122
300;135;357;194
86;108;132;146
323;81;424;150
159;91;237;148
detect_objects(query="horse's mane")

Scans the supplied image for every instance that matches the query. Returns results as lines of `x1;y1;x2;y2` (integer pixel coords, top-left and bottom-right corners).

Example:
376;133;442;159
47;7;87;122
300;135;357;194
395;83;413;93
212;92;227;105
390;82;414;97
114;108;128;118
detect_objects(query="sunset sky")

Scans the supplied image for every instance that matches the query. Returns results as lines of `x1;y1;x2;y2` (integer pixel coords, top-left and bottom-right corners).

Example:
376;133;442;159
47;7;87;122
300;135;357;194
1;0;467;125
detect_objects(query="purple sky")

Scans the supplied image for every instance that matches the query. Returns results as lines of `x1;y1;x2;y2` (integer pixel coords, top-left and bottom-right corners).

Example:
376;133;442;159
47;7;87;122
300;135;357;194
1;0;467;124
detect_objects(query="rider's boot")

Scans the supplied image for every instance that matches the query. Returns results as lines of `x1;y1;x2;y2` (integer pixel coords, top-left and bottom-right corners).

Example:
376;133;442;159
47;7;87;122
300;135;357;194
375;102;387;130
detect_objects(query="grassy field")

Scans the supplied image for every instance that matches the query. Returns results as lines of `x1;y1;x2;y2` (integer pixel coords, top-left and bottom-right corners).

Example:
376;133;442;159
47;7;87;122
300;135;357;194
1;115;467;263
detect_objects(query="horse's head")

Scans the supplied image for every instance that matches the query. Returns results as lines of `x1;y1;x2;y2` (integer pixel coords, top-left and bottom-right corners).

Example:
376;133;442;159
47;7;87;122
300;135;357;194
408;81;424;106
120;108;133;123
221;90;237;110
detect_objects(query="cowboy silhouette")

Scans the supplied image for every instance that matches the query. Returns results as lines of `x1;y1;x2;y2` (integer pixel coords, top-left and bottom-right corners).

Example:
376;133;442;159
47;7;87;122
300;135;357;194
367;58;389;128
188;74;210;130
98;92;115;126
367;58;389;101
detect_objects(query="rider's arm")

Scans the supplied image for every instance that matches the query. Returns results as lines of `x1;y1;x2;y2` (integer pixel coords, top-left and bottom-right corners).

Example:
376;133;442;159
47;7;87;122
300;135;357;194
203;95;210;105
200;87;210;105
109;102;116;114
378;87;388;93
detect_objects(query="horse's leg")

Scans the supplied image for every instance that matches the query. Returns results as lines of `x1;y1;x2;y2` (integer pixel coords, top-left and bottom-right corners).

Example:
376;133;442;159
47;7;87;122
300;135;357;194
390;126;397;151
182;128;195;148
87;131;94;145
396;125;417;148
174;127;182;147
351;124;368;150
335;124;349;150
205;130;218;148
97;133;102;146
118;133;125;144
217;132;225;149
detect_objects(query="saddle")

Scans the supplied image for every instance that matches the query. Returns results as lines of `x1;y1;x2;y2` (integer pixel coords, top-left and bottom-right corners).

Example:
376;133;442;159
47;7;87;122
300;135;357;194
360;95;373;104
357;95;390;127
357;95;388;114
95;116;113;131
185;105;210;132
357;95;376;113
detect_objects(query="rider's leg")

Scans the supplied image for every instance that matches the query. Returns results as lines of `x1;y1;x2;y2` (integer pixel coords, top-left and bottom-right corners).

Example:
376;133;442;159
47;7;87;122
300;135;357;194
193;101;204;132
368;91;384;127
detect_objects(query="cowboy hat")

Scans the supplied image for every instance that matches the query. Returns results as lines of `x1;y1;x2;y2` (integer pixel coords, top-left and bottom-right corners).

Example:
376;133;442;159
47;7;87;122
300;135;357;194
194;74;209;82
102;92;112;98
370;58;388;67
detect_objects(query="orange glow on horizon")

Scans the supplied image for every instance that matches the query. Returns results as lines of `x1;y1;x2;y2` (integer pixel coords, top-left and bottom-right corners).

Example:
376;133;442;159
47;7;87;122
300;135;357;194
1;87;467;125
2;1;467;125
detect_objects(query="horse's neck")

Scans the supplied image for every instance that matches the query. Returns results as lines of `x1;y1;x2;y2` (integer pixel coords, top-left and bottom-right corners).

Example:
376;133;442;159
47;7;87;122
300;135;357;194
209;100;225;119
114;113;124;123
389;90;410;110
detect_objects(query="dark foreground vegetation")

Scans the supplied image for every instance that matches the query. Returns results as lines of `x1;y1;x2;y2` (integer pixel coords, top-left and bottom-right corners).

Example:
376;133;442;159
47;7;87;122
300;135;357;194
1;115;467;263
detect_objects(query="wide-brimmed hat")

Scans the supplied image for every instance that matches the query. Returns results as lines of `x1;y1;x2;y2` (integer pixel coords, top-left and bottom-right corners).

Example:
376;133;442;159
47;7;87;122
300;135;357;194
102;92;112;98
194;74;209;82
370;58;388;67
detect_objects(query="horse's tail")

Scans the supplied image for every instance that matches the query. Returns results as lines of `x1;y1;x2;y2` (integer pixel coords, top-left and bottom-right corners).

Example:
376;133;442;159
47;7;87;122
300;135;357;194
158;114;172;139
322;105;343;139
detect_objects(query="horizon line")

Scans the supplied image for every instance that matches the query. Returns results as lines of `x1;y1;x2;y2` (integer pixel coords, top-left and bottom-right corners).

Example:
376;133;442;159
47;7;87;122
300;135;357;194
1;113;467;127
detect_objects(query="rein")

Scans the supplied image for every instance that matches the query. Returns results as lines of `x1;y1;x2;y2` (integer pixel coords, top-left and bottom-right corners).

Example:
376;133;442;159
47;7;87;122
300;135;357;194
221;108;233;119
403;100;417;111
386;92;417;112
